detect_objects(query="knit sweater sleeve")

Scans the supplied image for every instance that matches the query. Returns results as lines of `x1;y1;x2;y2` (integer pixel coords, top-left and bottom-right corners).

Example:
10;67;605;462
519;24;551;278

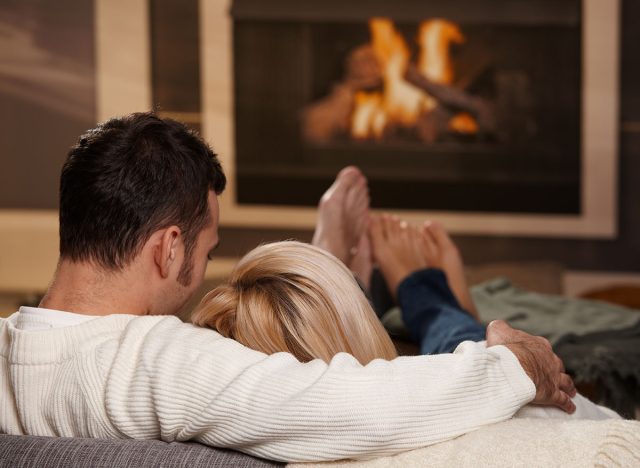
103;316;534;462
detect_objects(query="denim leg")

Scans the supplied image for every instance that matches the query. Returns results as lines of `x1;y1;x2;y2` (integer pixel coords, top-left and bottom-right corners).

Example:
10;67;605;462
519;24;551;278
397;268;486;354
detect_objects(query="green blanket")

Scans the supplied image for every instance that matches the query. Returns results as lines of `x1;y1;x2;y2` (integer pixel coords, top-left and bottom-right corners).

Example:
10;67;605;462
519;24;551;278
472;277;640;345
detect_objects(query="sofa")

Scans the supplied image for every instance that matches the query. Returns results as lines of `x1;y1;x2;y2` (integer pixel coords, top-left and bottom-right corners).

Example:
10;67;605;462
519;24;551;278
3;418;640;468
0;434;282;468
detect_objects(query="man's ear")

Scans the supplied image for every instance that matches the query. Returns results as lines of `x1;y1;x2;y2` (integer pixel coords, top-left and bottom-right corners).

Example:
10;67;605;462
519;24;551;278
154;226;182;278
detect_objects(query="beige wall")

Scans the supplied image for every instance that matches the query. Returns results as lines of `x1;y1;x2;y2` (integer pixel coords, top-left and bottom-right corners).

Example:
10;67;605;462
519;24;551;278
0;209;239;299
1;0;638;302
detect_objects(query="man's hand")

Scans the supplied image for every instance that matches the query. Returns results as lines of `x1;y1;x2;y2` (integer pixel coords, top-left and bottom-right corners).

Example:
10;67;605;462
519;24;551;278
486;320;577;414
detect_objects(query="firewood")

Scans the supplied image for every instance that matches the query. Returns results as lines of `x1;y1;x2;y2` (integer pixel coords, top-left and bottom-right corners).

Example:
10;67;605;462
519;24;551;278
344;45;384;90
301;84;355;143
405;64;497;135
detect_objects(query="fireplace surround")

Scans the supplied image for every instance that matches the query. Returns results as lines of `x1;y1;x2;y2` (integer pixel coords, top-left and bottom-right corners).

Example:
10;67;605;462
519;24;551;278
93;0;619;237
210;0;618;237
232;0;583;215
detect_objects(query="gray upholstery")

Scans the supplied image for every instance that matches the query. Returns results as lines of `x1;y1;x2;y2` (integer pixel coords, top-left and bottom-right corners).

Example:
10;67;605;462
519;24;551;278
0;434;283;468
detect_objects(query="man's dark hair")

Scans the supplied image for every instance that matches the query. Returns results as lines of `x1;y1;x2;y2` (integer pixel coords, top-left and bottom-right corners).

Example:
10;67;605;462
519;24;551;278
59;112;226;285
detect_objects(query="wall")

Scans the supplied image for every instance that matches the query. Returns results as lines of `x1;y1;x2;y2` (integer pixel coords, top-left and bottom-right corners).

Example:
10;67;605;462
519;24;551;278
0;0;638;300
0;0;95;209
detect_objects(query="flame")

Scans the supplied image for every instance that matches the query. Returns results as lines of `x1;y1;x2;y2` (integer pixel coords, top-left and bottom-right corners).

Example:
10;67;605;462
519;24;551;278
370;18;423;125
352;91;386;140
417;20;465;85
449;112;479;134
350;18;477;140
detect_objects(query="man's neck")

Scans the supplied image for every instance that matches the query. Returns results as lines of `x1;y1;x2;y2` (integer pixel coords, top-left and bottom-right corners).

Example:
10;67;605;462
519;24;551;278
39;259;151;316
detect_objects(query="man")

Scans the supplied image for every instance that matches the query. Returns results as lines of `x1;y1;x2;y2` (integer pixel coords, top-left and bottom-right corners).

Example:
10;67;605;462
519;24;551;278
0;113;575;463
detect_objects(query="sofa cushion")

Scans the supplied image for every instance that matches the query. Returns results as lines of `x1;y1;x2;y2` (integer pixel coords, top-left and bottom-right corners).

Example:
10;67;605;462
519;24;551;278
0;434;282;468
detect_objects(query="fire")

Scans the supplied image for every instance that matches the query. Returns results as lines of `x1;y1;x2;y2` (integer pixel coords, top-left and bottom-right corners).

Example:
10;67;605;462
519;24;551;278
449;112;479;134
351;91;386;140
370;18;423;126
418;20;464;86
350;18;477;140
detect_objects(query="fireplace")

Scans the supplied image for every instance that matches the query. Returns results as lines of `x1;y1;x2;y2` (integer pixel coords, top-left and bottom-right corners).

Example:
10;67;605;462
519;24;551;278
232;0;583;214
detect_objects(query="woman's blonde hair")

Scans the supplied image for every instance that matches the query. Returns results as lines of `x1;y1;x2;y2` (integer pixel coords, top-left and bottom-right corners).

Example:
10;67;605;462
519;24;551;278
191;241;397;364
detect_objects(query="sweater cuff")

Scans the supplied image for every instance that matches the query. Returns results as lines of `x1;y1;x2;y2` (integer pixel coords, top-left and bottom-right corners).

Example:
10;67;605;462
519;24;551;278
487;344;537;405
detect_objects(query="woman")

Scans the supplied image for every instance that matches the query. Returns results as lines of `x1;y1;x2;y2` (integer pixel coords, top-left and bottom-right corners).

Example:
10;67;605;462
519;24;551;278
191;216;618;420
191;238;397;365
191;214;484;363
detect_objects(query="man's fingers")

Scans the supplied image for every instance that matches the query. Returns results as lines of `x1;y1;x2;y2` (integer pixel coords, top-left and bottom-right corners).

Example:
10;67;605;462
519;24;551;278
486;320;512;346
539;337;552;350
559;372;577;397
551;390;576;414
488;319;509;331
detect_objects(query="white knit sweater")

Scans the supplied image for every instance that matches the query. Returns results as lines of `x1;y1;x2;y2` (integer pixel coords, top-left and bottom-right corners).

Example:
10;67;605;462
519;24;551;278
0;311;535;462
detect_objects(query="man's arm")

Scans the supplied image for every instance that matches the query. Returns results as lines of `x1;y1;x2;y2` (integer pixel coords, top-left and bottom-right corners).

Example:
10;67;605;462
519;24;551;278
105;316;535;462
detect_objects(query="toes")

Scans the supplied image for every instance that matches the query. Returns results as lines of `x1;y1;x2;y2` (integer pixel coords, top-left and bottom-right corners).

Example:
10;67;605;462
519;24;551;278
321;167;369;255
346;178;369;213
427;221;456;250
389;215;403;239
335;166;364;191
358;229;372;256
409;225;425;263
344;176;370;234
349;232;374;290
313;167;367;263
421;222;439;264
399;220;410;241
320;166;364;207
353;211;371;242
369;215;385;244
369;215;389;264
337;165;363;182
381;213;393;240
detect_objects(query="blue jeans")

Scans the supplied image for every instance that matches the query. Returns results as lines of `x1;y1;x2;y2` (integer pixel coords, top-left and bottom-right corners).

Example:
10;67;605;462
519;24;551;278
397;268;486;354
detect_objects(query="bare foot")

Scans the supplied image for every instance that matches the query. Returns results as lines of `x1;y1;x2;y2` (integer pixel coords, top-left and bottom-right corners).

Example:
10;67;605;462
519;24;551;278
312;166;370;265
421;221;479;319
369;214;427;298
349;232;373;291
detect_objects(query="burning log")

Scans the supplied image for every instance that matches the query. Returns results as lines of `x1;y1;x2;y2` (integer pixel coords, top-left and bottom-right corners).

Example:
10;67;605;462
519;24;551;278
301;17;534;145
344;45;383;90
405;64;497;135
301;45;383;143
416;106;454;144
301;84;356;143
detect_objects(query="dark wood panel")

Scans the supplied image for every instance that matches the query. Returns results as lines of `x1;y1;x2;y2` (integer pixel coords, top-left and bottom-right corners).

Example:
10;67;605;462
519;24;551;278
231;0;581;25
150;0;201;112
620;0;640;122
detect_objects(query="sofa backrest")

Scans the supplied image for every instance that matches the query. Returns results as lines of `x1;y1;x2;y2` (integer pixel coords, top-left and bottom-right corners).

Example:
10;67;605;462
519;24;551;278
0;434;283;467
